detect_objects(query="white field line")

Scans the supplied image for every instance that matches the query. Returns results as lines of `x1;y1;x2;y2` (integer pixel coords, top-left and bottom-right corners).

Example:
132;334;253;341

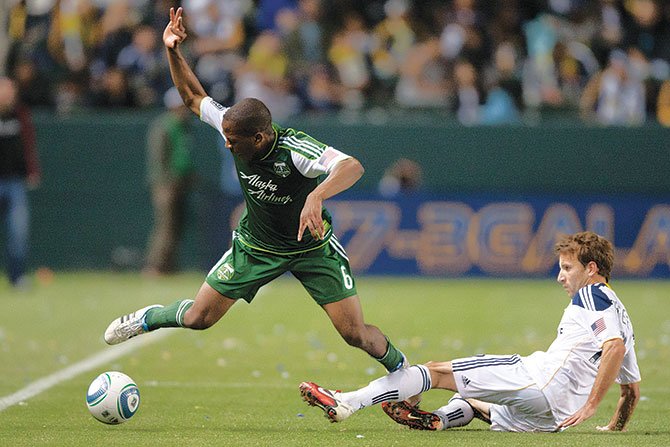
0;328;176;412
143;381;295;389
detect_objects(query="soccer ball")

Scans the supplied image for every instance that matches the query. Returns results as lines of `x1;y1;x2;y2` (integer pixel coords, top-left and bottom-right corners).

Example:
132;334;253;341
86;371;140;424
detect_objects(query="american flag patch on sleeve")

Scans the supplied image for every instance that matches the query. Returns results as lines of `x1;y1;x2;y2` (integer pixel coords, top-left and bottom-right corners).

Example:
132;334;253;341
319;148;341;168
591;317;606;336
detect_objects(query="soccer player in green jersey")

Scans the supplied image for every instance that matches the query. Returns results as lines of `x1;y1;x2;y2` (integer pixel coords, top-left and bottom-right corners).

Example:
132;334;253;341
104;7;407;374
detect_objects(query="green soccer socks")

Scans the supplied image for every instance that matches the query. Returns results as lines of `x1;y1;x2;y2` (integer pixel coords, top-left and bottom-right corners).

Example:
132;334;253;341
375;337;407;372
144;299;194;330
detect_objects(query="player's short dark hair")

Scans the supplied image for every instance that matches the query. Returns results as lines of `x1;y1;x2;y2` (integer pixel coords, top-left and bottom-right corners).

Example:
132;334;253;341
554;231;614;282
224;98;272;137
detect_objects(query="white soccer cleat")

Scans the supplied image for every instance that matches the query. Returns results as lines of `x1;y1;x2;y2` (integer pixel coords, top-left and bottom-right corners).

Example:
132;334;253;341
104;305;163;345
299;381;355;423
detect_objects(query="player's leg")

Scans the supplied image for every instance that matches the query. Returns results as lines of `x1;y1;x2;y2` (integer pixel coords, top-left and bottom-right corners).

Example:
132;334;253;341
466;398;492;423
486;391;555;432
104;281;237;344
175;235;292;330
381;394;489;430
299;358;463;425
380;400;444;430
380;361;484;429
323;295;404;366
424;360;458;389
300;364;433;423
104;236;280;344
292;237;406;372
146;281;237;330
442;354;555;431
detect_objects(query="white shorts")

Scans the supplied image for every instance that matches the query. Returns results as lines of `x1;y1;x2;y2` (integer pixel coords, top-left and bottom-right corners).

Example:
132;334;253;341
451;354;557;432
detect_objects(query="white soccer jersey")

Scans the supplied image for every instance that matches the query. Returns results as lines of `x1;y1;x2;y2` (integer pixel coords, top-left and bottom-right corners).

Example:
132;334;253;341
199;96;350;177
522;283;641;422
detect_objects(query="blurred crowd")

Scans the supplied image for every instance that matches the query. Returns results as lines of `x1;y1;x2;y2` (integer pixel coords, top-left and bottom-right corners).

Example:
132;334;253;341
3;0;670;125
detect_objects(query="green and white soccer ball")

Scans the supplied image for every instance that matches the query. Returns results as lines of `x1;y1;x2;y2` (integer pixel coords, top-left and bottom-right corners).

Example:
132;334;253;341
86;371;140;424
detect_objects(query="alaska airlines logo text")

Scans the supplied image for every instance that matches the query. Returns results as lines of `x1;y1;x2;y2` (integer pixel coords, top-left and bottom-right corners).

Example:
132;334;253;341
240;172;293;204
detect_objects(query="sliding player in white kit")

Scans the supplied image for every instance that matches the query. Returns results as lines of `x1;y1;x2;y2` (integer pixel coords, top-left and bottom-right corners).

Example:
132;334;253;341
300;231;641;432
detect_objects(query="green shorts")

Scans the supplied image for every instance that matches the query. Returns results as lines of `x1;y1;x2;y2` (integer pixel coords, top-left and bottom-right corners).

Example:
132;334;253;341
205;234;357;305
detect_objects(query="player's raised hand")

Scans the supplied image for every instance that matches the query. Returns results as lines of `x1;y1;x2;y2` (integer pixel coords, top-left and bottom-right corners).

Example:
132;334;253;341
163;7;187;49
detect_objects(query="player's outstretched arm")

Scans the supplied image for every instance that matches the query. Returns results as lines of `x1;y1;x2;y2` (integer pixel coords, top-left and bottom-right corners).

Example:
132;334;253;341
163;7;207;115
297;157;364;241
596;382;640;432
558;338;625;430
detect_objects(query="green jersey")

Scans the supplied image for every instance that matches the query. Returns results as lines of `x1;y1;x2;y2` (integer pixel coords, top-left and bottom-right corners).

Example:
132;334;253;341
200;97;351;254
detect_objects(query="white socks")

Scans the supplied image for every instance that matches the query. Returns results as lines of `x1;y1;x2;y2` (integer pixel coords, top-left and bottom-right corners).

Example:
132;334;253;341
434;396;475;429
335;366;477;430
340;365;432;411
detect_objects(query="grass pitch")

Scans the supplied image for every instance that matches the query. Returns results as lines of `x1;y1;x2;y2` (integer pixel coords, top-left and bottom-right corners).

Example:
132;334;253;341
1;273;669;446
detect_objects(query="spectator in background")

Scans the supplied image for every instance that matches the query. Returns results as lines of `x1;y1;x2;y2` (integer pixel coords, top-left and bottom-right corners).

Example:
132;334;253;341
184;0;248;105
6;0;54;74
452;59;481;125
143;87;194;276
622;0;669;62
590;0;625;64
2;0;670;126
255;0;298;32
275;1;343;112
12;58;54;107
551;41;600;110
234;30;300;121
486;0;525;53
0;77;40;288
87;66;138;108
145;0;182;32
117;24;170;107
521;13;562;109
280;0;326;85
480;41;524;123
370;0;416;95
90;1;136;75
580;49;646;125
301;63;342;112
185;0;247;56
438;0;487;70
627;47;667;119
5;0;60;114
328;11;372;110
46;0;98;75
394;37;449;108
